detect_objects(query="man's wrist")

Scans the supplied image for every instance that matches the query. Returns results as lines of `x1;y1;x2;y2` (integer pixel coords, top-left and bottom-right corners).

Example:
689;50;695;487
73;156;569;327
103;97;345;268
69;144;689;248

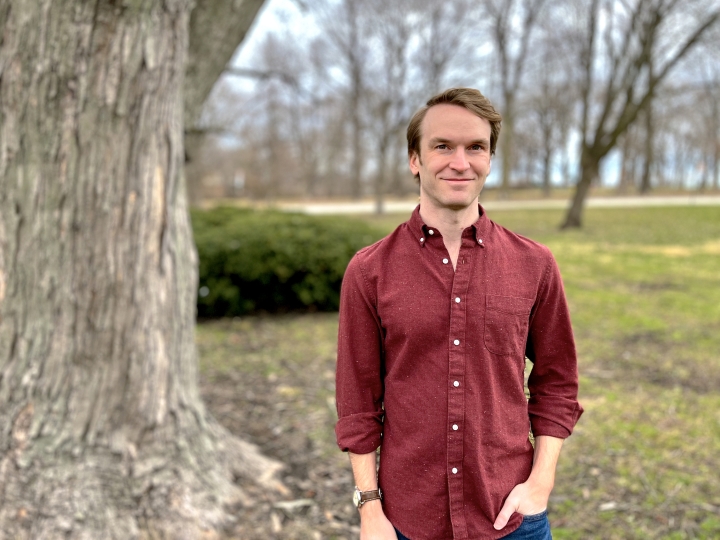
525;469;555;500
357;498;383;517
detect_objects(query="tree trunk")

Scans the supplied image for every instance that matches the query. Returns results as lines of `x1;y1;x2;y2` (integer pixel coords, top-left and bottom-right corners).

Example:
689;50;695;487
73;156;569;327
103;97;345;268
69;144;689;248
541;146;552;198
710;90;720;191
375;136;389;215
0;1;280;538
714;141;720;191
698;156;710;192
639;99;654;194
617;132;633;194
499;95;515;197
561;148;600;229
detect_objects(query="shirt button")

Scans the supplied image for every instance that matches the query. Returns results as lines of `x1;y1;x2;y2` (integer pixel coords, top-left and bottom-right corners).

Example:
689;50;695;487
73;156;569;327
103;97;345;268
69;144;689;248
453;381;460;387
428;229;434;235
455;297;461;303
453;339;460;346
477;238;483;244
452;467;458;474
452;424;458;431
420;237;425;243
442;258;449;264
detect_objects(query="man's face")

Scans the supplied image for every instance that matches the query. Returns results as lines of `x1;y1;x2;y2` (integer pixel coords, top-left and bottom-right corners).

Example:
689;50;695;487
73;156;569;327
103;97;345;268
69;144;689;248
409;104;492;212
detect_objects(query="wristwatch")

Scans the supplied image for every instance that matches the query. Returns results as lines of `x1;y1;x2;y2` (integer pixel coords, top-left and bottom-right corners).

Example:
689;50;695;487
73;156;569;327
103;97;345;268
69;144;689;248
353;486;382;509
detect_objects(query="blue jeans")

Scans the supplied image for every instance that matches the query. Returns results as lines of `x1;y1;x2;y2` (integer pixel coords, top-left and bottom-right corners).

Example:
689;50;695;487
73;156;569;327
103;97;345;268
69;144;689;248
394;510;551;539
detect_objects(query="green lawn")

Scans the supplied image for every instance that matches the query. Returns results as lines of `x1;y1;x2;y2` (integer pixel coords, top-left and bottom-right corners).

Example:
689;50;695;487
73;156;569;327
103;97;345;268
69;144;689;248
198;205;720;539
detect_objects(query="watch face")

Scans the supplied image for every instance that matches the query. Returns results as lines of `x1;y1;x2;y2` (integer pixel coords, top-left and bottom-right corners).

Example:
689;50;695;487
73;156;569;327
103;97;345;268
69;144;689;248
353;489;361;507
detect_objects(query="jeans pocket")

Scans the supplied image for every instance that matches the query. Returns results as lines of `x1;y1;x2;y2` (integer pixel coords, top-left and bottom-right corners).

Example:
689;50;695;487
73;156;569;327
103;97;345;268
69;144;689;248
520;509;548;522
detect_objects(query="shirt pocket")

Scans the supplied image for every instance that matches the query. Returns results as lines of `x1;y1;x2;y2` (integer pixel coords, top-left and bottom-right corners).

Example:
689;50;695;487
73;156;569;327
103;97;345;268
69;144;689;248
483;295;535;356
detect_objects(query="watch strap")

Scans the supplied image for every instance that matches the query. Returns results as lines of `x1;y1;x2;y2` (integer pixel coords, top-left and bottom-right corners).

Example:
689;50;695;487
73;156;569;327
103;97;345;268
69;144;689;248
355;487;382;508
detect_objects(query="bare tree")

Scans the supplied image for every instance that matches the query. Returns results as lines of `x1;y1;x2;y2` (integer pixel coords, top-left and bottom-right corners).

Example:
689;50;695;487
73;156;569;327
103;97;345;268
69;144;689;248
414;0;481;95
526;28;578;197
364;0;421;213
562;0;720;228
484;0;548;196
0;1;282;537
312;0;373;199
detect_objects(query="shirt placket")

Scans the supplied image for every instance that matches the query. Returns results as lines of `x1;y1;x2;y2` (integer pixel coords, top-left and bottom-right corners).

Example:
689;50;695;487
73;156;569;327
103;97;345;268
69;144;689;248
446;237;475;539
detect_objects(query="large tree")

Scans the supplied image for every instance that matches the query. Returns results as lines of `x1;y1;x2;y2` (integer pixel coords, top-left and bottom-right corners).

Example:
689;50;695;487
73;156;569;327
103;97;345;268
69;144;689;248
0;0;278;537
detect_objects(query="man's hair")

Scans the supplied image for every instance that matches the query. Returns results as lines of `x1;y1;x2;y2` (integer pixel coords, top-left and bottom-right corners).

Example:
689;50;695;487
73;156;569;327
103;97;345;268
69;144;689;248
406;88;503;159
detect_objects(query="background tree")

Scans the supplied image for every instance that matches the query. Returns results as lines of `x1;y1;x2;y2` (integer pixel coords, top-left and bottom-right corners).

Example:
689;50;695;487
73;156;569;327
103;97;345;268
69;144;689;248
485;0;547;196
562;0;720;228
0;0;280;537
184;0;266;204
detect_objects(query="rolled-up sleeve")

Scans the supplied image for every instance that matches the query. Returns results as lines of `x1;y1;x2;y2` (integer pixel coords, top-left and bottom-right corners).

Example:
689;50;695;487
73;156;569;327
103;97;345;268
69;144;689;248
335;253;385;454
525;253;583;438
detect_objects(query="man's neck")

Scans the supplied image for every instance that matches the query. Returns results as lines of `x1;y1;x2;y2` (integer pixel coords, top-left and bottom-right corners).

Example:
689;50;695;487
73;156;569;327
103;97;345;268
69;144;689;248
418;199;480;244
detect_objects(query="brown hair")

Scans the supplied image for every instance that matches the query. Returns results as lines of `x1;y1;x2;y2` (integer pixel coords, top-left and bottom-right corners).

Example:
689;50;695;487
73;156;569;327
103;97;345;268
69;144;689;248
407;88;502;160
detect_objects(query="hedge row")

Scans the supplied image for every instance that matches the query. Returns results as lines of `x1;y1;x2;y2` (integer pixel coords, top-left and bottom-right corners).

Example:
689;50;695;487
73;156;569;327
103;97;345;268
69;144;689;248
191;207;385;317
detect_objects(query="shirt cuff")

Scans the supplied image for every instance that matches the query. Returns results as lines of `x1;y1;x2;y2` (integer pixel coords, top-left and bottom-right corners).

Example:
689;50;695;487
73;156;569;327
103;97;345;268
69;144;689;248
335;411;384;454
529;401;583;439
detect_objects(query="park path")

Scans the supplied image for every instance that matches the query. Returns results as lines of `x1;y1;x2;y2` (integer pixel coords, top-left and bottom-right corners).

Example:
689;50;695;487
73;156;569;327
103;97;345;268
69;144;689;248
279;195;720;215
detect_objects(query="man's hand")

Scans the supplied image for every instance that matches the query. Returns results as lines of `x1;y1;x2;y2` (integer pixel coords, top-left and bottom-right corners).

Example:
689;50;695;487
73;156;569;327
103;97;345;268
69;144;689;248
493;435;564;531
359;499;396;539
492;477;551;530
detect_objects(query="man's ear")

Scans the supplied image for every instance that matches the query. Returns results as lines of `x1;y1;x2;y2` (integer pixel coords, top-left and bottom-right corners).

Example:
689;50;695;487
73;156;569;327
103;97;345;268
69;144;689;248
409;152;420;176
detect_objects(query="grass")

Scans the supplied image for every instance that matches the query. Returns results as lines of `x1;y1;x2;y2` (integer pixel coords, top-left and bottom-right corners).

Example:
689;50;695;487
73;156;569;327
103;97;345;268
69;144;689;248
198;205;720;539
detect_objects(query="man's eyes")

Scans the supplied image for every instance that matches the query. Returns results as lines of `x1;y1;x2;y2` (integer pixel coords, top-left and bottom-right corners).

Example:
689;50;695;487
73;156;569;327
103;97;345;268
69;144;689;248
434;143;487;151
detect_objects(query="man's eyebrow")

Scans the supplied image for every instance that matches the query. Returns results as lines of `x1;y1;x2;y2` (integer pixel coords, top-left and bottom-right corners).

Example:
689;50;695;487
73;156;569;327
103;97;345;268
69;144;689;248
427;137;489;146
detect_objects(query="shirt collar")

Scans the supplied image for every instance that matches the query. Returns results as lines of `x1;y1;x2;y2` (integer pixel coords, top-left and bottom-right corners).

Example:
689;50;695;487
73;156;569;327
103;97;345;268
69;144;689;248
409;204;490;247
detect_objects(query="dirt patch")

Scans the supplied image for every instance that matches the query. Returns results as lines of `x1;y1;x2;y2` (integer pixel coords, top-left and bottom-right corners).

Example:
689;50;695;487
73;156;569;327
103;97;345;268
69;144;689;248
198;317;361;539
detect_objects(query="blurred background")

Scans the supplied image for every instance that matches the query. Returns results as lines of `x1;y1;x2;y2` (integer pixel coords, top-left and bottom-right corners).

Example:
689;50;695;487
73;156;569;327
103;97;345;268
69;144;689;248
191;1;720;539
187;0;720;208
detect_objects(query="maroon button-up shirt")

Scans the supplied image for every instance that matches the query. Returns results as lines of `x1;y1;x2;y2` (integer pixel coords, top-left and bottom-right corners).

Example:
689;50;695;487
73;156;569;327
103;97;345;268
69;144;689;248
335;206;583;539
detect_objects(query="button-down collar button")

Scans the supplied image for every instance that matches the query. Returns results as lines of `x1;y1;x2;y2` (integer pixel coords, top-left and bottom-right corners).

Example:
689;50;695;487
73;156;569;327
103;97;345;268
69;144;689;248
477;238;483;244
452;467;458;474
453;339;460;346
453;381;460;387
420;237;425;243
455;297;461;303
452;424;458;431
442;258;449;264
428;229;434;235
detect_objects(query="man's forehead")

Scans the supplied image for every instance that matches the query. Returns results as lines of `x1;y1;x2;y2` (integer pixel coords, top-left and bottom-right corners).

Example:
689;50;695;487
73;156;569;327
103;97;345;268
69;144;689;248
421;104;491;142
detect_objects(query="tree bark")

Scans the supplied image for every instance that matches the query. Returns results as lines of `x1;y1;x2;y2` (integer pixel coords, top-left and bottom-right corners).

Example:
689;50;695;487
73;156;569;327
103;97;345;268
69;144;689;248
0;1;280;537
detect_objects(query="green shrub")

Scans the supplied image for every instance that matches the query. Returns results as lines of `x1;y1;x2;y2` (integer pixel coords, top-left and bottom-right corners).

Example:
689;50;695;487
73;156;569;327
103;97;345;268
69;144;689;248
191;208;385;317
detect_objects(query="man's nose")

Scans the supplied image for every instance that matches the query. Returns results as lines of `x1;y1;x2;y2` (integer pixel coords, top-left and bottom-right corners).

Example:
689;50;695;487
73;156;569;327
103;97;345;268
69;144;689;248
449;149;469;171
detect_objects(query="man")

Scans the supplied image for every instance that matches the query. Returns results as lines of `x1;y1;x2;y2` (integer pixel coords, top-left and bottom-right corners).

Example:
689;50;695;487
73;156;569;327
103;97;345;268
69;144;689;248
335;88;583;540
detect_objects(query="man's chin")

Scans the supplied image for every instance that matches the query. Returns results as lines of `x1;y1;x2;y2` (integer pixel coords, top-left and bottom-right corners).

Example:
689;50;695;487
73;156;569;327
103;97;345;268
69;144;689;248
440;198;479;212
